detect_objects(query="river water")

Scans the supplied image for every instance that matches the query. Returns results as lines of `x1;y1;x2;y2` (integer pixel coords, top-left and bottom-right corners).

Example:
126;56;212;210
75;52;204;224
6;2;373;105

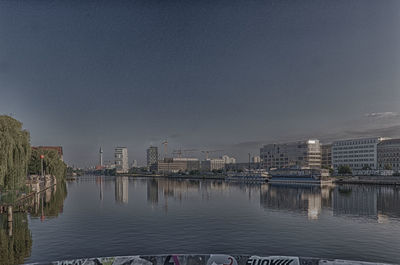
1;176;400;264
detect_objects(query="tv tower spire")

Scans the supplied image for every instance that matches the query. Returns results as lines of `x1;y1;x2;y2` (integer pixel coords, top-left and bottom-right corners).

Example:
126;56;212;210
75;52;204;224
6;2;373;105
99;147;103;167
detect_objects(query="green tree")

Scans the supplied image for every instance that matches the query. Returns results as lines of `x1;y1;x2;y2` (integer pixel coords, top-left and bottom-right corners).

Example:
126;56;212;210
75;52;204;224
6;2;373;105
338;165;352;175
28;148;66;181
0;116;31;190
384;164;392;170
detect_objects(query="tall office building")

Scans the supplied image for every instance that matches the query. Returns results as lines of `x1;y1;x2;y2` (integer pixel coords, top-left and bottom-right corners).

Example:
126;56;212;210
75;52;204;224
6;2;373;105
332;137;384;170
147;146;158;170
115;147;129;173
260;139;321;169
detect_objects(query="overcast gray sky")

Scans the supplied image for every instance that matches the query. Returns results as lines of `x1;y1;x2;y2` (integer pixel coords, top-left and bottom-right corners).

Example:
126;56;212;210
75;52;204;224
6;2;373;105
1;0;399;167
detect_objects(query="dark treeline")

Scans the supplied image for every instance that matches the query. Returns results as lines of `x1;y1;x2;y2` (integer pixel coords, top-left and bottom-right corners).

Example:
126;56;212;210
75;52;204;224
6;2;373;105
0;115;66;191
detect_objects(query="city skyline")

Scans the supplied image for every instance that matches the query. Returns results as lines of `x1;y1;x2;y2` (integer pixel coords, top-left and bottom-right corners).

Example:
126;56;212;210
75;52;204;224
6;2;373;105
1;0;400;167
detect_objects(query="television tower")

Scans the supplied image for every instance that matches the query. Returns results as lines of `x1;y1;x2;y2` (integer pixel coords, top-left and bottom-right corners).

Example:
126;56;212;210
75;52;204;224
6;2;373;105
99;147;103;166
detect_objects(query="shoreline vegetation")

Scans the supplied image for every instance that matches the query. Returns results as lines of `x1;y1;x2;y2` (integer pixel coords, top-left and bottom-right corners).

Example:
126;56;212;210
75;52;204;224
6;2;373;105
0;115;66;198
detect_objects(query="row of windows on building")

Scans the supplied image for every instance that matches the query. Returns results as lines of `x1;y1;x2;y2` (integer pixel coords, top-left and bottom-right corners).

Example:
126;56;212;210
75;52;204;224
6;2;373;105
334;139;377;146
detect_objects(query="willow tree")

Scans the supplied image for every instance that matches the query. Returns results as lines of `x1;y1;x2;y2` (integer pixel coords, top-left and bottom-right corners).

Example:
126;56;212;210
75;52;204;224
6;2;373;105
0;116;31;190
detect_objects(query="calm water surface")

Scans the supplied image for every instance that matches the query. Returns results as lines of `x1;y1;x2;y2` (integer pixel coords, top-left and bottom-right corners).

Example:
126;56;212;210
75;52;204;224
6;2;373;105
2;176;400;264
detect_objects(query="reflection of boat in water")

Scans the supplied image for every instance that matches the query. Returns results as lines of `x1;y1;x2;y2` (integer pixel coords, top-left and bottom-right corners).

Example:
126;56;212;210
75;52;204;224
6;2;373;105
226;169;269;183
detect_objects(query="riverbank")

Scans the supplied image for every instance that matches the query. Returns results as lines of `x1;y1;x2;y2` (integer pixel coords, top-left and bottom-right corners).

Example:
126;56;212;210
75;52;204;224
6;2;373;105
333;175;400;185
105;172;400;186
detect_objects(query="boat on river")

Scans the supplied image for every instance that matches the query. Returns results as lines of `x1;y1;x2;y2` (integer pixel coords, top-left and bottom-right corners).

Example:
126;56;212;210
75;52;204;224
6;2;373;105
226;169;269;183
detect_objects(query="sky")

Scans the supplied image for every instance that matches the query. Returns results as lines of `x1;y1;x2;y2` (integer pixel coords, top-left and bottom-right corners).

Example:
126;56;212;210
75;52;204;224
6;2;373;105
1;0;400;167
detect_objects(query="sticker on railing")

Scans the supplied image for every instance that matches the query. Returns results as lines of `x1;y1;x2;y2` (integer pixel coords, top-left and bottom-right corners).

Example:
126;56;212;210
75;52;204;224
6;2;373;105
206;255;238;265
247;256;300;265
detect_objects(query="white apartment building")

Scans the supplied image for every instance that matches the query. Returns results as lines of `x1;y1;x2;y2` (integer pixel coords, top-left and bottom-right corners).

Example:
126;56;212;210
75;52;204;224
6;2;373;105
115;147;129;173
222;155;236;164
252;156;261;163
332;137;385;170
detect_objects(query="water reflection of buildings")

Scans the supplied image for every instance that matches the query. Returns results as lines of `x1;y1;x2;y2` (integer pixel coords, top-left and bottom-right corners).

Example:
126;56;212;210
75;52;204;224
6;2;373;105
259;184;400;221
147;179;159;205
115;176;129;203
145;178;262;212
260;184;327;220
333;186;377;216
96;176;104;201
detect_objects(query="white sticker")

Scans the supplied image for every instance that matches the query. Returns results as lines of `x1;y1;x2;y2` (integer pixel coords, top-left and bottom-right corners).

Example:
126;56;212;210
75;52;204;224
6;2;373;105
207;255;238;265
247;256;300;265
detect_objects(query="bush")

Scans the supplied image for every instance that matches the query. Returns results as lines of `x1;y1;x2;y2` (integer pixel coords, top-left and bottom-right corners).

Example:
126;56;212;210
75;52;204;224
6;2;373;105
338;165;352;175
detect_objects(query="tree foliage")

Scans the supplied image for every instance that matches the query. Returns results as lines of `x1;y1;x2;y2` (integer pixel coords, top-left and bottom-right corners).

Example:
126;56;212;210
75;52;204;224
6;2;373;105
338;165;352;175
0;116;31;190
28;148;66;181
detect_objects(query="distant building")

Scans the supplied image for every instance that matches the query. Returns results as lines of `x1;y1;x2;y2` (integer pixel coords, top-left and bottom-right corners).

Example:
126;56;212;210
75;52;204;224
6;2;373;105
321;144;332;168
131;159;138;168
157;157;200;174
222;155;236;164
332;137;385;170
260;139;321;170
252;156;261;163
32;146;63;161
377;138;400;172
200;158;225;172
115;147;129;173
147;146;158;171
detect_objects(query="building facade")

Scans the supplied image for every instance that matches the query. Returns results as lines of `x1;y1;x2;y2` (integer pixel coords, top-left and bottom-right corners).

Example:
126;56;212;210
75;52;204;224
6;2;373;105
200;159;225;171
377;138;400;172
115;147;129;173
321;144;332;169
260;139;321;170
252;156;261;163
225;162;261;172
157;158;200;174
146;146;158;171
332;137;383;170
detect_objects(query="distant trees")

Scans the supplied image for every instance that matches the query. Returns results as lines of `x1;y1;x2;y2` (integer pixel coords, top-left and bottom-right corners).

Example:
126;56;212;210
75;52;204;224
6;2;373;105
338;165;352;175
362;165;372;170
0;116;31;190
384;164;393;170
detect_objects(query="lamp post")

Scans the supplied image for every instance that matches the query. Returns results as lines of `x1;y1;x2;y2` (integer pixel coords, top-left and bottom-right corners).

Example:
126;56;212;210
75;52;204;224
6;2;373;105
40;154;45;177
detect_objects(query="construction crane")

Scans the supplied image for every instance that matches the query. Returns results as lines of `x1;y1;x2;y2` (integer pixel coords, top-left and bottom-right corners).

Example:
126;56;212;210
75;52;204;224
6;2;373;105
172;149;198;158
201;150;224;160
